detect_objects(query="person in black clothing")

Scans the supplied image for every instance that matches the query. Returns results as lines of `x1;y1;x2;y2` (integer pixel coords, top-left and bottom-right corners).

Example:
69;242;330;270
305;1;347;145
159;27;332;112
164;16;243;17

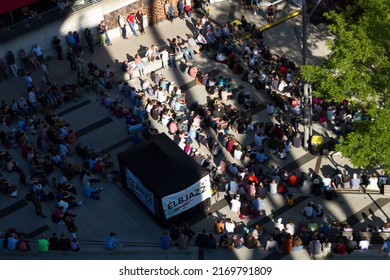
49;232;58;250
84;28;95;54
52;36;63;60
57;233;71;251
135;10;145;35
195;229;208;248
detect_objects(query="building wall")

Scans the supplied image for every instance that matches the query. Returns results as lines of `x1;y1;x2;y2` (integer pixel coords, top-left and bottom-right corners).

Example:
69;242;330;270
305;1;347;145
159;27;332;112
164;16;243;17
0;0;177;67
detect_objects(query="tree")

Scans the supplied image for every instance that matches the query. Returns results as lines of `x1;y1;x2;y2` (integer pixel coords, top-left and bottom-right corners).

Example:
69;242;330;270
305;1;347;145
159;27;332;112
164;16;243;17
301;0;390;169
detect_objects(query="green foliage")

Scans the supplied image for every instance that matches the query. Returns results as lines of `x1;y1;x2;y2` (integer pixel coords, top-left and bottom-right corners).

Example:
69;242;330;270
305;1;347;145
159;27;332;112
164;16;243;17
301;0;390;168
336;109;390;169
301;0;390;104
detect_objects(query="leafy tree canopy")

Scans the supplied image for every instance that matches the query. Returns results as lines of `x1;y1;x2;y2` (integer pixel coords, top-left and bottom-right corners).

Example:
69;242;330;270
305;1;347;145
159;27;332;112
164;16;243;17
301;0;390;169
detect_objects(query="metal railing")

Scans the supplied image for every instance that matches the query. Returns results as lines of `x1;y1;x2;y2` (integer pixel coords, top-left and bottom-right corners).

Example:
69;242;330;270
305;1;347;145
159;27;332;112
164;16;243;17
0;0;104;44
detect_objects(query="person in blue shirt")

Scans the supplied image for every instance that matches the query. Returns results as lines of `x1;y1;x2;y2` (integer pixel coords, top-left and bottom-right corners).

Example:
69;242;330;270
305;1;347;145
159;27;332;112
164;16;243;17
160;232;171;250
256;151;269;163
105;232;122;250
380;237;390;253
7;233;19;251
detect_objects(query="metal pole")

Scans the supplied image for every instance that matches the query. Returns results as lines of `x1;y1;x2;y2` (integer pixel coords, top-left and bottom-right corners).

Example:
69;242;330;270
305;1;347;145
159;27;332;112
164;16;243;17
302;0;309;149
302;0;307;65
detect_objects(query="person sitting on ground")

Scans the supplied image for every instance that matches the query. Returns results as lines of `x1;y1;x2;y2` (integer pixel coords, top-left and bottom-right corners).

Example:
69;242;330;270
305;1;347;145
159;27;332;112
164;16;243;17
366;173;380;192
303;201;315;219
195;229;208;248
105;232;123;250
177;232;188;250
244;233;260;249
225;218;235;234
230;234;244;249
214;219;224;234
57;233;71;251
359;236;370;250
265;236;279;251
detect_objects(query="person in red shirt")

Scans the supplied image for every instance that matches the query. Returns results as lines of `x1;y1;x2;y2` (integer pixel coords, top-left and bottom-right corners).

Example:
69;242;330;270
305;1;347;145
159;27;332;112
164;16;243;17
288;172;299;187
248;172;259;184
126;13;139;37
334;238;346;255
272;124;284;139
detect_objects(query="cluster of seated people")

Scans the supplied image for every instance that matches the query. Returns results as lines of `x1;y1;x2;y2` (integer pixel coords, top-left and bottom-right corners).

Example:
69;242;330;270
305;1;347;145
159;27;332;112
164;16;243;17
0;227;31;252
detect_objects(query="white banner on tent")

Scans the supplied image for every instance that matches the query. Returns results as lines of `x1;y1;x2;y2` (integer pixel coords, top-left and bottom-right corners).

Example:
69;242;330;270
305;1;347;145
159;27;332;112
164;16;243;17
162;175;211;219
126;168;155;214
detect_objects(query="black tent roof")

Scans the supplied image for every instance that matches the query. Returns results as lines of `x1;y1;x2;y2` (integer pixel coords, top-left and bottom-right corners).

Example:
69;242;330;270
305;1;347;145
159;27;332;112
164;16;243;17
117;133;209;198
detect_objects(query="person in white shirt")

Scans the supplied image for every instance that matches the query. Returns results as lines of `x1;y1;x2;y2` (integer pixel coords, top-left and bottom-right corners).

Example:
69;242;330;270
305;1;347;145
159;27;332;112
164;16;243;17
269;179;278;195
303;202;315;218
233;147;243;160
274;218;285;232
285;219;296;235
160;48;169;69
230;195;241;214
225;218;235;234
351;173;361;189
359;236;370;250
366;173;380;192
265;236;278;251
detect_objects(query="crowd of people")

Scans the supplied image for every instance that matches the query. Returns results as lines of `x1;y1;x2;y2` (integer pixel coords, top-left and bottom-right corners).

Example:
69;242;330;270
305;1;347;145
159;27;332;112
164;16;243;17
0;1;388;257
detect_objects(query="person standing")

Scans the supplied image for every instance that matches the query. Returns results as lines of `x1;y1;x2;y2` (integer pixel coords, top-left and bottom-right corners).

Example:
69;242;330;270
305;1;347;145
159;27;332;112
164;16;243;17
126;12;139;37
32;44;45;64
177;0;184;19
134;53;145;76
84;28;95;54
24;72;33;92
0;59;8;81
19;49;30;69
52;36;63;60
135;10;145;35
98;20;111;47
7;51;18;77
165;0;174;22
31;190;47;218
118;15;127;39
160;47;169;69
267;4;275;23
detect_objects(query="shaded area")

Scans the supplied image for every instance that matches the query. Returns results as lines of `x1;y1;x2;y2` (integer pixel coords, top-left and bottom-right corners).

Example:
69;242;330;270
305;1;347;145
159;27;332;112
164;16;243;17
0;0;104;44
57;99;92;117
75;117;113;138
341;198;390;228
262;251;288;260
25;224;50;239
0;199;28;219
249;196;310;228
98;137;130;155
